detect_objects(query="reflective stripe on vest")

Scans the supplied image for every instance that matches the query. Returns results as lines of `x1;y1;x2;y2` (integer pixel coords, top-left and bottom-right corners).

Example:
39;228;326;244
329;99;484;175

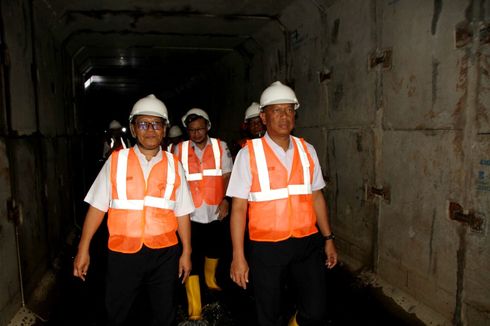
110;149;176;210
181;139;222;180
248;136;312;202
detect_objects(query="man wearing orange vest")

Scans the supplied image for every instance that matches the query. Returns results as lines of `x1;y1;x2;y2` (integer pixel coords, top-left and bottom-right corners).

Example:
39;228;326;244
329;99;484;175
231;102;266;159
227;82;338;326
73;94;194;326
172;108;233;320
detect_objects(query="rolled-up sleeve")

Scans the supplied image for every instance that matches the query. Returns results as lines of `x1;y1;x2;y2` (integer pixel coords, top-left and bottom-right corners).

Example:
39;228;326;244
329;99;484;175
174;162;195;217
220;141;233;174
306;143;326;191
84;159;112;212
225;147;251;199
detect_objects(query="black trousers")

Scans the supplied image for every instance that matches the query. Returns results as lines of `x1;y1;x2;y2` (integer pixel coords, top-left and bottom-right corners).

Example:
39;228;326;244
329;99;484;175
250;234;327;326
190;220;224;276
105;245;180;326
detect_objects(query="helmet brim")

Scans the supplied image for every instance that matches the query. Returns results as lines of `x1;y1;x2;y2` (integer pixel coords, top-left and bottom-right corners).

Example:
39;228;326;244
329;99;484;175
130;112;168;122
260;100;300;110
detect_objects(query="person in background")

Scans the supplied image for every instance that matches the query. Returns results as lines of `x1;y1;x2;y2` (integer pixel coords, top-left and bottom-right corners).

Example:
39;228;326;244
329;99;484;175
227;81;338;326
173;108;233;320
231;102;266;159
102;120;131;160
73;94;194;326
165;125;185;153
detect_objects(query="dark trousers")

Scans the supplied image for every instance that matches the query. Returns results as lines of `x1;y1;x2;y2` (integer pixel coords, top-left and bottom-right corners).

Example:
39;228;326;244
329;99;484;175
190;220;224;276
250;234;327;326
105;245;179;326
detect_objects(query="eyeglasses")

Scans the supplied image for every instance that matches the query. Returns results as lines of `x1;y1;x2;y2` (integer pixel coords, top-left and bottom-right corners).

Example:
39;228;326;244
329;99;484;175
187;127;207;133
135;121;165;131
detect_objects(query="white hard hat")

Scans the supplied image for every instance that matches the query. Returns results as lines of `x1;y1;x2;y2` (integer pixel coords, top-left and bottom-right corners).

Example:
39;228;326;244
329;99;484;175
244;102;260;122
129;94;169;123
181;108;211;130
168;125;183;138
109;120;122;129
259;81;300;110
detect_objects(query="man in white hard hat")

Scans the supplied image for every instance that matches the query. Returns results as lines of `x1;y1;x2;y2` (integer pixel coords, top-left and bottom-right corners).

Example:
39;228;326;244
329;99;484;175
172;108;233;320
165;125;185;153
102;120;131;160
231;102;266;159
227;81;338;326
73;94;194;326
243;102;266;139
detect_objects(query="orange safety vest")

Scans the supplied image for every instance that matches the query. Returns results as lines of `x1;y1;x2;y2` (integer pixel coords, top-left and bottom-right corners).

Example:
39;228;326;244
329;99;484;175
108;148;180;253
178;138;225;208
247;137;318;242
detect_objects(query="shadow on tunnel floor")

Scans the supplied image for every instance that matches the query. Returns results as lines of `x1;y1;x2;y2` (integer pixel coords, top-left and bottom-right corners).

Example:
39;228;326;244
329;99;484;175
30;226;424;326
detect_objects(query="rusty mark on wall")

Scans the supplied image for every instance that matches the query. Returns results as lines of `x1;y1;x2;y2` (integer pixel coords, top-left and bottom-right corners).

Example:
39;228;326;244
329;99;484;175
452;131;464;157
455;21;472;48
453;226;466;325
368;48;392;70
456;54;469;91
449;202;484;232
477;103;489;130
480;54;490;80
479;22;490;45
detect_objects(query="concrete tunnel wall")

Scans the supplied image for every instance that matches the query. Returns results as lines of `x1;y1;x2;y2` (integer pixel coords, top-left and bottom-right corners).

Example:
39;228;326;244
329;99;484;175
1;0;490;325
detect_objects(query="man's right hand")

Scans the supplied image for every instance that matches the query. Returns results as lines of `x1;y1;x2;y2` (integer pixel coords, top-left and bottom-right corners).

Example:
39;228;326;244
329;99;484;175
73;250;90;281
230;256;249;289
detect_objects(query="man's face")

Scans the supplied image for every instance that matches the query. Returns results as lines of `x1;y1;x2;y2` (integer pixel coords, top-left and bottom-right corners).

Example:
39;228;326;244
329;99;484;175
260;103;295;137
187;117;208;145
247;116;265;137
130;115;166;151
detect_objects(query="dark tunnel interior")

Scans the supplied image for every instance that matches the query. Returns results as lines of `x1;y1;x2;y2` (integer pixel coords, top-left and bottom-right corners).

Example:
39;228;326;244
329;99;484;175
2;1;490;325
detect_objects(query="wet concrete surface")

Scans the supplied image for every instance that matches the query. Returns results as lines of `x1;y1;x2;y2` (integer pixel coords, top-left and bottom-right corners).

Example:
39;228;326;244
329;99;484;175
28;225;424;326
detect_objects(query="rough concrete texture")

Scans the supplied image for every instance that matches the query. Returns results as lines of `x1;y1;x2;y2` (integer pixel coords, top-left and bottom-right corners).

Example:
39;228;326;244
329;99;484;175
2;0;37;135
0;139;21;326
326;128;377;270
1;0;490;325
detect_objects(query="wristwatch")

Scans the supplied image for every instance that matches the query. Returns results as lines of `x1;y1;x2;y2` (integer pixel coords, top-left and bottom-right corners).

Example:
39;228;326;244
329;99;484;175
323;233;335;241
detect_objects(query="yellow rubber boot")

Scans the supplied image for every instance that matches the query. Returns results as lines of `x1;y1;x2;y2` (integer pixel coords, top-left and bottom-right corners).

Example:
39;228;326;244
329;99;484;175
288;312;299;326
204;257;222;291
185;275;202;320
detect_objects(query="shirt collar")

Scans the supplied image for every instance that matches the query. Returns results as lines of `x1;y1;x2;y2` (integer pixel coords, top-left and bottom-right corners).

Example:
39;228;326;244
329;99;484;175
134;144;162;162
264;132;293;152
190;136;210;150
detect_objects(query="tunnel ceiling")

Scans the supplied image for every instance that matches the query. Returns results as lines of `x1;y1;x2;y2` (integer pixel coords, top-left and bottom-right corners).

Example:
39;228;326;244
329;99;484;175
35;0;296;96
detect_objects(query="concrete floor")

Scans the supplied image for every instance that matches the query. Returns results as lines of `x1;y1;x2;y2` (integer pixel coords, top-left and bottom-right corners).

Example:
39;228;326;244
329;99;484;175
17;226;424;326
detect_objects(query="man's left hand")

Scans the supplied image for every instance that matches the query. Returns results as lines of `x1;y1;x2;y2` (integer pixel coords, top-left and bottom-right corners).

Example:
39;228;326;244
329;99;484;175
325;240;338;269
179;253;192;283
216;198;230;220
